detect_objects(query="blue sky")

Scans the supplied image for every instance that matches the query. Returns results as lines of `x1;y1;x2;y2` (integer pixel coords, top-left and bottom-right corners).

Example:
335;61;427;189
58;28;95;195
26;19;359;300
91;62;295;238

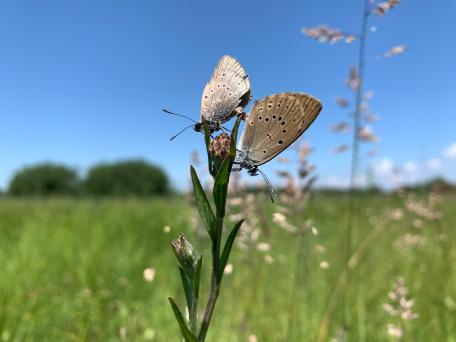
1;0;455;190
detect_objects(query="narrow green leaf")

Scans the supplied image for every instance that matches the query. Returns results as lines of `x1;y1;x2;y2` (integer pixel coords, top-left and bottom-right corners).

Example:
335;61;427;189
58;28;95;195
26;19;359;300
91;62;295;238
213;117;242;217
178;267;191;311
190;166;216;240
218;219;244;283
168;297;199;342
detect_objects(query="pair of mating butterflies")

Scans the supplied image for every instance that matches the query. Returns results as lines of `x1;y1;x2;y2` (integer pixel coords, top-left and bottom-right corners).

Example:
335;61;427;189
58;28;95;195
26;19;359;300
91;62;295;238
166;55;322;193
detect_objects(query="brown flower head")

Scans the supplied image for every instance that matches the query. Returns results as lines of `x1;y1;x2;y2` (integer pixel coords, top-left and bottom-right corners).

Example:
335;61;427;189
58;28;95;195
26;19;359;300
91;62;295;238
209;133;231;161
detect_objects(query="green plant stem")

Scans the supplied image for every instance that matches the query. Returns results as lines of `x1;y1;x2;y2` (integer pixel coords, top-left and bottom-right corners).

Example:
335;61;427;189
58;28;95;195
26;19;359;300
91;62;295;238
344;0;370;330
189;282;198;335
198;215;223;341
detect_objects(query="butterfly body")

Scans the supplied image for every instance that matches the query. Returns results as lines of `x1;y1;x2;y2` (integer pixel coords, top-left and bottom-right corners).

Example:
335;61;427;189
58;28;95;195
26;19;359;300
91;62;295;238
234;150;259;175
192;120;220;134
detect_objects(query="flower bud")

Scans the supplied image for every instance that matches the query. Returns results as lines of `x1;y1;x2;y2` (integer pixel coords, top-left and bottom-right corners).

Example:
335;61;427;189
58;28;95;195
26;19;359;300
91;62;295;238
171;233;197;276
209;133;231;161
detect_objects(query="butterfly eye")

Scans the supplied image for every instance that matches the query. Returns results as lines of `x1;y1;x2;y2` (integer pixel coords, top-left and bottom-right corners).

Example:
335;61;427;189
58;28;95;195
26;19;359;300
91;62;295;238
250;120;254;125
272;115;277;119
258;116;263;120
265;117;269;122
281;121;286;125
268;104;272;109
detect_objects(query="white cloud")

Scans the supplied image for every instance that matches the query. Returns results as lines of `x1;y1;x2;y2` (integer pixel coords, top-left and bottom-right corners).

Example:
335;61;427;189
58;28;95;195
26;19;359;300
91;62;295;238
324;176;349;188
375;158;394;175
443;142;456;159
403;161;417;173
426;158;442;171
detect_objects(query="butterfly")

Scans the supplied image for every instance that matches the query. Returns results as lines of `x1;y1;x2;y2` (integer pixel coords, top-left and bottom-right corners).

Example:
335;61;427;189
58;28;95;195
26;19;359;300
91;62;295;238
164;55;251;139
234;92;322;199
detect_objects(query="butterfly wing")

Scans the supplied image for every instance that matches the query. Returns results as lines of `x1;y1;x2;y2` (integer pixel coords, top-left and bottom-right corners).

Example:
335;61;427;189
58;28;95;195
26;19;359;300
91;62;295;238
200;55;251;125
239;93;322;166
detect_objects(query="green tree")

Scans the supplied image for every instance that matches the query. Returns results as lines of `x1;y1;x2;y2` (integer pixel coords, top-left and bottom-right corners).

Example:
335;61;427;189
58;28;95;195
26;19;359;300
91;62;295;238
85;160;169;196
9;163;79;196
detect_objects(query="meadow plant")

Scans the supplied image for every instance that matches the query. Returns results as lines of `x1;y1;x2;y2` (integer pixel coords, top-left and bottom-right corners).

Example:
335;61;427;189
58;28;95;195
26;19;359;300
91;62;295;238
303;0;407;333
383;277;418;339
226;173;272;260
168;117;244;341
272;141;331;339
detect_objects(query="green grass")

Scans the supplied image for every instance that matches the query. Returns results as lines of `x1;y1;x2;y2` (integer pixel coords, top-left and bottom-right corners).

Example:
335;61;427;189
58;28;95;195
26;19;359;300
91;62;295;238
0;194;455;341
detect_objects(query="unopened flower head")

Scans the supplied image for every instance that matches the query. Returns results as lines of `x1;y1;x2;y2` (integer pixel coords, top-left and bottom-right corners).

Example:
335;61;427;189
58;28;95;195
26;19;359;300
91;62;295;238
171;233;197;276
209;133;231;161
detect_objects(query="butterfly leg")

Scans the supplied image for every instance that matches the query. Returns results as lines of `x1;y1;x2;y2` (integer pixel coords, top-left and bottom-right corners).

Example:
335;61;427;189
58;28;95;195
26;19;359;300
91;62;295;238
234;106;247;120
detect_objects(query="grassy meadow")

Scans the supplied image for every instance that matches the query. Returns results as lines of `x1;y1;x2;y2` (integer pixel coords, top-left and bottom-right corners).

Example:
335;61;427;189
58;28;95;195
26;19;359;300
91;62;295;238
0;193;455;341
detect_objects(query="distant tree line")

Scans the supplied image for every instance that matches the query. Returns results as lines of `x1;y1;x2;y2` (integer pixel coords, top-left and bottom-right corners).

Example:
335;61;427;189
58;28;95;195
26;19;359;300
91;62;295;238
7;160;170;197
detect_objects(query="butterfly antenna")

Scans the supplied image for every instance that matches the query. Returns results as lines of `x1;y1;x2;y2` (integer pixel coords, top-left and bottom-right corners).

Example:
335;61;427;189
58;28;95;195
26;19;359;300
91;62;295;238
162;109;197;123
257;168;276;203
170;124;195;141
